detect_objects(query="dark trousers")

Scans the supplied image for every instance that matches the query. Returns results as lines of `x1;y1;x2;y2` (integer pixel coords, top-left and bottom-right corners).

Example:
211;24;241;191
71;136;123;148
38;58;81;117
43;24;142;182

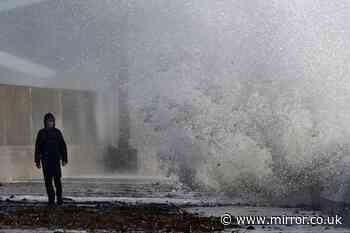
41;158;63;203
44;173;62;203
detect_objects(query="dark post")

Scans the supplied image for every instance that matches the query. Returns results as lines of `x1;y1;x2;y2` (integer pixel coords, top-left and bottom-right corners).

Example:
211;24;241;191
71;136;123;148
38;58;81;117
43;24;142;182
112;2;138;172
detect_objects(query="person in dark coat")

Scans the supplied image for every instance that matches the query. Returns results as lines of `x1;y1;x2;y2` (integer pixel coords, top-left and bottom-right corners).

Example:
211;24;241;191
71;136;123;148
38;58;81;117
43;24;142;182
34;112;68;205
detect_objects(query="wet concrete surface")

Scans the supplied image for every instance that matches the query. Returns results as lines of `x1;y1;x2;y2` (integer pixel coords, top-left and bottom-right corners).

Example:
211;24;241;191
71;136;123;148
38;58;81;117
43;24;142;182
0;176;229;232
0;176;210;199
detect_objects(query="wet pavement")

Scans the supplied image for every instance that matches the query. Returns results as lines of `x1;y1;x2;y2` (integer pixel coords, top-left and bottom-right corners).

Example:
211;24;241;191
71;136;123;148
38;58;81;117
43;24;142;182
0;176;227;200
0;176;229;232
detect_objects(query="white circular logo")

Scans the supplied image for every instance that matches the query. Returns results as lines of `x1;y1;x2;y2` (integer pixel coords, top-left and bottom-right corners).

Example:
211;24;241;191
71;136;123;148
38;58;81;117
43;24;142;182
221;213;232;226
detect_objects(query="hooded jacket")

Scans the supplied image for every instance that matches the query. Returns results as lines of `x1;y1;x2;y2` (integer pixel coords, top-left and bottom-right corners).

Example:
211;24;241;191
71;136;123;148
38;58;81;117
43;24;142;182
34;113;68;165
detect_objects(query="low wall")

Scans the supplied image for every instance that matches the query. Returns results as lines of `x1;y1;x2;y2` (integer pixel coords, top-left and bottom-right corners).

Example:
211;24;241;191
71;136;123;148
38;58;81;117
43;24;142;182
0;145;103;181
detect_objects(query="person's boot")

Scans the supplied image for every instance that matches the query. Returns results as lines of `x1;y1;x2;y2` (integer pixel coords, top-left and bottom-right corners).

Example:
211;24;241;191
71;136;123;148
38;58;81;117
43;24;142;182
48;196;55;206
56;196;63;205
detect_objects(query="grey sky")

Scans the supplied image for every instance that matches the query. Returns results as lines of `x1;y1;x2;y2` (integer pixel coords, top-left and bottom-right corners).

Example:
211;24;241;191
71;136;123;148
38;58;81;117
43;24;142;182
0;0;350;87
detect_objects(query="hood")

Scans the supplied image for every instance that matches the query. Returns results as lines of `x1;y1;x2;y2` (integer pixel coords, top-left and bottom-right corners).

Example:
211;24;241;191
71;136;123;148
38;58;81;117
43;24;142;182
44;112;55;128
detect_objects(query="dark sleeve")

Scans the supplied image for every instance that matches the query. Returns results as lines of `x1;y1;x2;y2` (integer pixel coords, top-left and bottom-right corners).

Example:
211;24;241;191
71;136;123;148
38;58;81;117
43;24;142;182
34;130;42;164
58;130;68;163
